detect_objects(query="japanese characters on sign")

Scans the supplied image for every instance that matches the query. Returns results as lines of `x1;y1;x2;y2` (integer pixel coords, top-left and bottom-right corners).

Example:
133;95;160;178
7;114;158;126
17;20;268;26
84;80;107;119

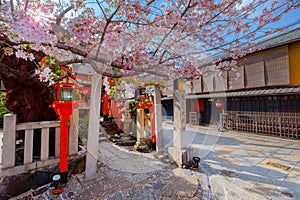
180;92;186;133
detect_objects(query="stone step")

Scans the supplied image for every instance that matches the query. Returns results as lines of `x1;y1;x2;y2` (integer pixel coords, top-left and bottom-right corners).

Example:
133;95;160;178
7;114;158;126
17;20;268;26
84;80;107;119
99;136;107;142
154;152;170;164
99;132;108;142
99;132;106;137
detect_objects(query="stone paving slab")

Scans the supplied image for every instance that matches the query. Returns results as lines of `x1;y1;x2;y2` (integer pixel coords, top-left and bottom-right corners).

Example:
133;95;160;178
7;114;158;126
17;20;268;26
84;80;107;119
98;141;168;174
164;122;300;200
162;175;198;198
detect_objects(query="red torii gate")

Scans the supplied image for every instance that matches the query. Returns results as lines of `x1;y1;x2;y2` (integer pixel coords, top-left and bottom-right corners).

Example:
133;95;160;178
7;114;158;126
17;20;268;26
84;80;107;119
136;94;156;145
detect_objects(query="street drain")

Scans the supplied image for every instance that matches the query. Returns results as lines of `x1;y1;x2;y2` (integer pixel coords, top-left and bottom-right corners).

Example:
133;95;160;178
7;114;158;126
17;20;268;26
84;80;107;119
266;162;290;171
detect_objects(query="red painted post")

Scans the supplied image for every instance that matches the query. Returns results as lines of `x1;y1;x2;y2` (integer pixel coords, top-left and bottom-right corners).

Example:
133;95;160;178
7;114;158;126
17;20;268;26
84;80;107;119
103;93;109;121
51;102;78;183
60;118;69;173
117;112;120;131
152;111;156;143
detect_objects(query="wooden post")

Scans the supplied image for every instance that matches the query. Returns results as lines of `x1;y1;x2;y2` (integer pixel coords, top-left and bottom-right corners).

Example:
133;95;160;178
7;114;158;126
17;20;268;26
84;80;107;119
55;127;60;158
255;115;258;133
24;129;34;164
136;108;145;143
279;116;282;137
2;114;16;168
41;126;50;161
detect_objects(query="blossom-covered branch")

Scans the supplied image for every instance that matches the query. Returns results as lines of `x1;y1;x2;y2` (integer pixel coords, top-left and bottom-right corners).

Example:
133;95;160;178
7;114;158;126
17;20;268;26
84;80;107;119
0;0;299;81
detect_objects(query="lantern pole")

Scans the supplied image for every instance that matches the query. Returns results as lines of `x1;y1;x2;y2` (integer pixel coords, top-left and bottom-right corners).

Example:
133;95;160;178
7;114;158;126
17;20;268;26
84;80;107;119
50;79;78;185
59;117;70;182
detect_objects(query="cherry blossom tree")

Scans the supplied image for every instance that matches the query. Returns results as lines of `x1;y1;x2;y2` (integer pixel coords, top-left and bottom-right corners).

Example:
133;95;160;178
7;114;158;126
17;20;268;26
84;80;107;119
0;0;299;121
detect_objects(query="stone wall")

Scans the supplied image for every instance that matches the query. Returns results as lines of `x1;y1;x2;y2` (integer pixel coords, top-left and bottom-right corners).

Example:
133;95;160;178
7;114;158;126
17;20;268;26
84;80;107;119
0;156;85;200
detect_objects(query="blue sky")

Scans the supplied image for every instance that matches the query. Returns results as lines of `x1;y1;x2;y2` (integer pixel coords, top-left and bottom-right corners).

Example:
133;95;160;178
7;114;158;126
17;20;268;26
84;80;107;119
52;0;300;59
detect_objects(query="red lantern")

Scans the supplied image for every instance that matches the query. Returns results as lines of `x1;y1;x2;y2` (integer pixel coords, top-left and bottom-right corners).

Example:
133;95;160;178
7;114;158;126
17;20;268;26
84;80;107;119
50;78;78;184
216;101;222;109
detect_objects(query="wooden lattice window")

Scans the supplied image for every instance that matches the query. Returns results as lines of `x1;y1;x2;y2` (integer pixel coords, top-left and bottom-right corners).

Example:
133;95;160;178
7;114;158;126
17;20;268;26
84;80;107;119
214;73;228;91
245;61;265;88
265;46;289;86
228;66;245;90
184;81;192;94
193;78;202;93
203;76;214;92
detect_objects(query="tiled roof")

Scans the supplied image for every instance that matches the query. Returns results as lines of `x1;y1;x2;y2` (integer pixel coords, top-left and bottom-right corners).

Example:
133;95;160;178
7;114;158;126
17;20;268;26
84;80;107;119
162;87;300;100
209;27;300;64
255;27;300;49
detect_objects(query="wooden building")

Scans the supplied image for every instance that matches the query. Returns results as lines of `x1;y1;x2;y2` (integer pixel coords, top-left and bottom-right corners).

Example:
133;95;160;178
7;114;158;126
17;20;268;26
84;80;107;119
162;27;300;139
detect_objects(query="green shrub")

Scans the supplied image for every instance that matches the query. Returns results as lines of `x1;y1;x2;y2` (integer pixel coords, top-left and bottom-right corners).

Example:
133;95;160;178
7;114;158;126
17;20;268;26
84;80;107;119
78;118;89;145
0;92;10;127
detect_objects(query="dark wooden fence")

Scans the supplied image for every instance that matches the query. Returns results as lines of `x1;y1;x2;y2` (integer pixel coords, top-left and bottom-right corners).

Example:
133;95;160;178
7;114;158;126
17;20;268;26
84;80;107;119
220;111;300;139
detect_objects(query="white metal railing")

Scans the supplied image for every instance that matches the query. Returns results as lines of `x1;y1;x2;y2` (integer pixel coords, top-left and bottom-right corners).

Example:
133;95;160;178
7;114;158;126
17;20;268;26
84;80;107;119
220;111;300;139
1;111;79;177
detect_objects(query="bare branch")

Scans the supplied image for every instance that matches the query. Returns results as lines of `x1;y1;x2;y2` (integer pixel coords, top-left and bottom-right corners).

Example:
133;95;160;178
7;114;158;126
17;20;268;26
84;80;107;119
24;0;29;11
129;67;169;78
146;0;155;6
54;42;88;57
96;0;107;20
46;57;124;78
152;0;196;56
97;5;120;56
56;5;74;25
10;0;14;20
47;58;85;69
86;60;124;78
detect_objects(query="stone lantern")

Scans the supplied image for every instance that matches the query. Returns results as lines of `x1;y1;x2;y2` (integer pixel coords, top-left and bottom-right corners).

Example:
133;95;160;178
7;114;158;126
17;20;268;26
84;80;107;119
120;101;132;136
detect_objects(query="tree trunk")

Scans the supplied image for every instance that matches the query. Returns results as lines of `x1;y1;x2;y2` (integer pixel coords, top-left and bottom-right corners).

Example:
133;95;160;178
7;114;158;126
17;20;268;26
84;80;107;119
0;52;57;123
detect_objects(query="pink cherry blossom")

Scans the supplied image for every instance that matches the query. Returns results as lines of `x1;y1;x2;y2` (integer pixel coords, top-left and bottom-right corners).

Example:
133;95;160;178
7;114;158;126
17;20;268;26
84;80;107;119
0;0;299;81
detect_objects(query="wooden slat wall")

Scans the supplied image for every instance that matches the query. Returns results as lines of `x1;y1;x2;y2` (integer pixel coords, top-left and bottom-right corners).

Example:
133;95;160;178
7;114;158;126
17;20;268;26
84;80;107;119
265;56;289;86
184;81;192;94
214;73;228;91
163;46;290;95
245;61;265;88
203;76;214;92
193;78;202;93
238;46;288;65
228;66;245;90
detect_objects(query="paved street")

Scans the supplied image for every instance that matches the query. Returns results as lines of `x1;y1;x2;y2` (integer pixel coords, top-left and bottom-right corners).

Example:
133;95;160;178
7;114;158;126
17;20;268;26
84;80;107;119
163;121;300;200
